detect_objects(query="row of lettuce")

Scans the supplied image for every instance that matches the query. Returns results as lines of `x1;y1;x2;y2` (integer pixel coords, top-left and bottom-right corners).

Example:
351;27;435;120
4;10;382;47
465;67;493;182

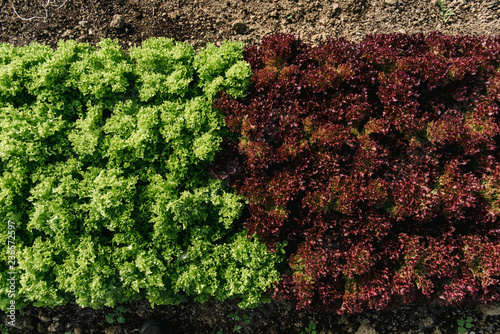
0;37;284;311
0;33;499;314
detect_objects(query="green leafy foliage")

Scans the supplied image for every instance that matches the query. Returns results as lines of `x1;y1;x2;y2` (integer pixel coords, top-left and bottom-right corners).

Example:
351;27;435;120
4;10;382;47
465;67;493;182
0;323;11;334
0;37;282;311
437;0;455;23
457;316;474;333
227;311;252;333
300;322;317;334
106;305;126;324
194;41;252;99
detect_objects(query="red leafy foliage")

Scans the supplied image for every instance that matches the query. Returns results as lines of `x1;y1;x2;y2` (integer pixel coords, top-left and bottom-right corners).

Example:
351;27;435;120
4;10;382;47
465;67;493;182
210;33;500;314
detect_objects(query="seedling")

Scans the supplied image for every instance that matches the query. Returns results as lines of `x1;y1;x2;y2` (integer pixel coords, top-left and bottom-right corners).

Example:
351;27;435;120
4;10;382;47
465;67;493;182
227;311;252;333
0;323;11;334
457;316;474;333
437;0;455;23
300;321;317;334
106;305;125;324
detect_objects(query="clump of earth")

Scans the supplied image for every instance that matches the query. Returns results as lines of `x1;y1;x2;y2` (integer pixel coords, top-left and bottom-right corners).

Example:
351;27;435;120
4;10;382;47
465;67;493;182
1;0;500;333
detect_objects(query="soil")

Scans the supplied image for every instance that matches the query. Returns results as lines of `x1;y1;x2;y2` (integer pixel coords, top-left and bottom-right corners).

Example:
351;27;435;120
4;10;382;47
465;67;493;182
1;0;500;333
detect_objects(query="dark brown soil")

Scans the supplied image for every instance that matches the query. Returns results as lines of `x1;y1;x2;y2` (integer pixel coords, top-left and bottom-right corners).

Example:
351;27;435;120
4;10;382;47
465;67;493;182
1;0;500;333
2;0;500;50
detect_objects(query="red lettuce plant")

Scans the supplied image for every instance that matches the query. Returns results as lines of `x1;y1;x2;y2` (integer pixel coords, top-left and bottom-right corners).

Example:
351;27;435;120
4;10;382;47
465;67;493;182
210;33;500;314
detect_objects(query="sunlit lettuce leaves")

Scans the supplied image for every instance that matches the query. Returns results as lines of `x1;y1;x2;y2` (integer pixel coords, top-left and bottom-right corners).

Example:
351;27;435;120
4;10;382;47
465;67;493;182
0;37;281;311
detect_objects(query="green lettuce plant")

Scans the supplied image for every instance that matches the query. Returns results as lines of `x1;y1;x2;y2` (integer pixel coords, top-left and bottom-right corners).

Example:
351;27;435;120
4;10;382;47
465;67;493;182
0;37;281;311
